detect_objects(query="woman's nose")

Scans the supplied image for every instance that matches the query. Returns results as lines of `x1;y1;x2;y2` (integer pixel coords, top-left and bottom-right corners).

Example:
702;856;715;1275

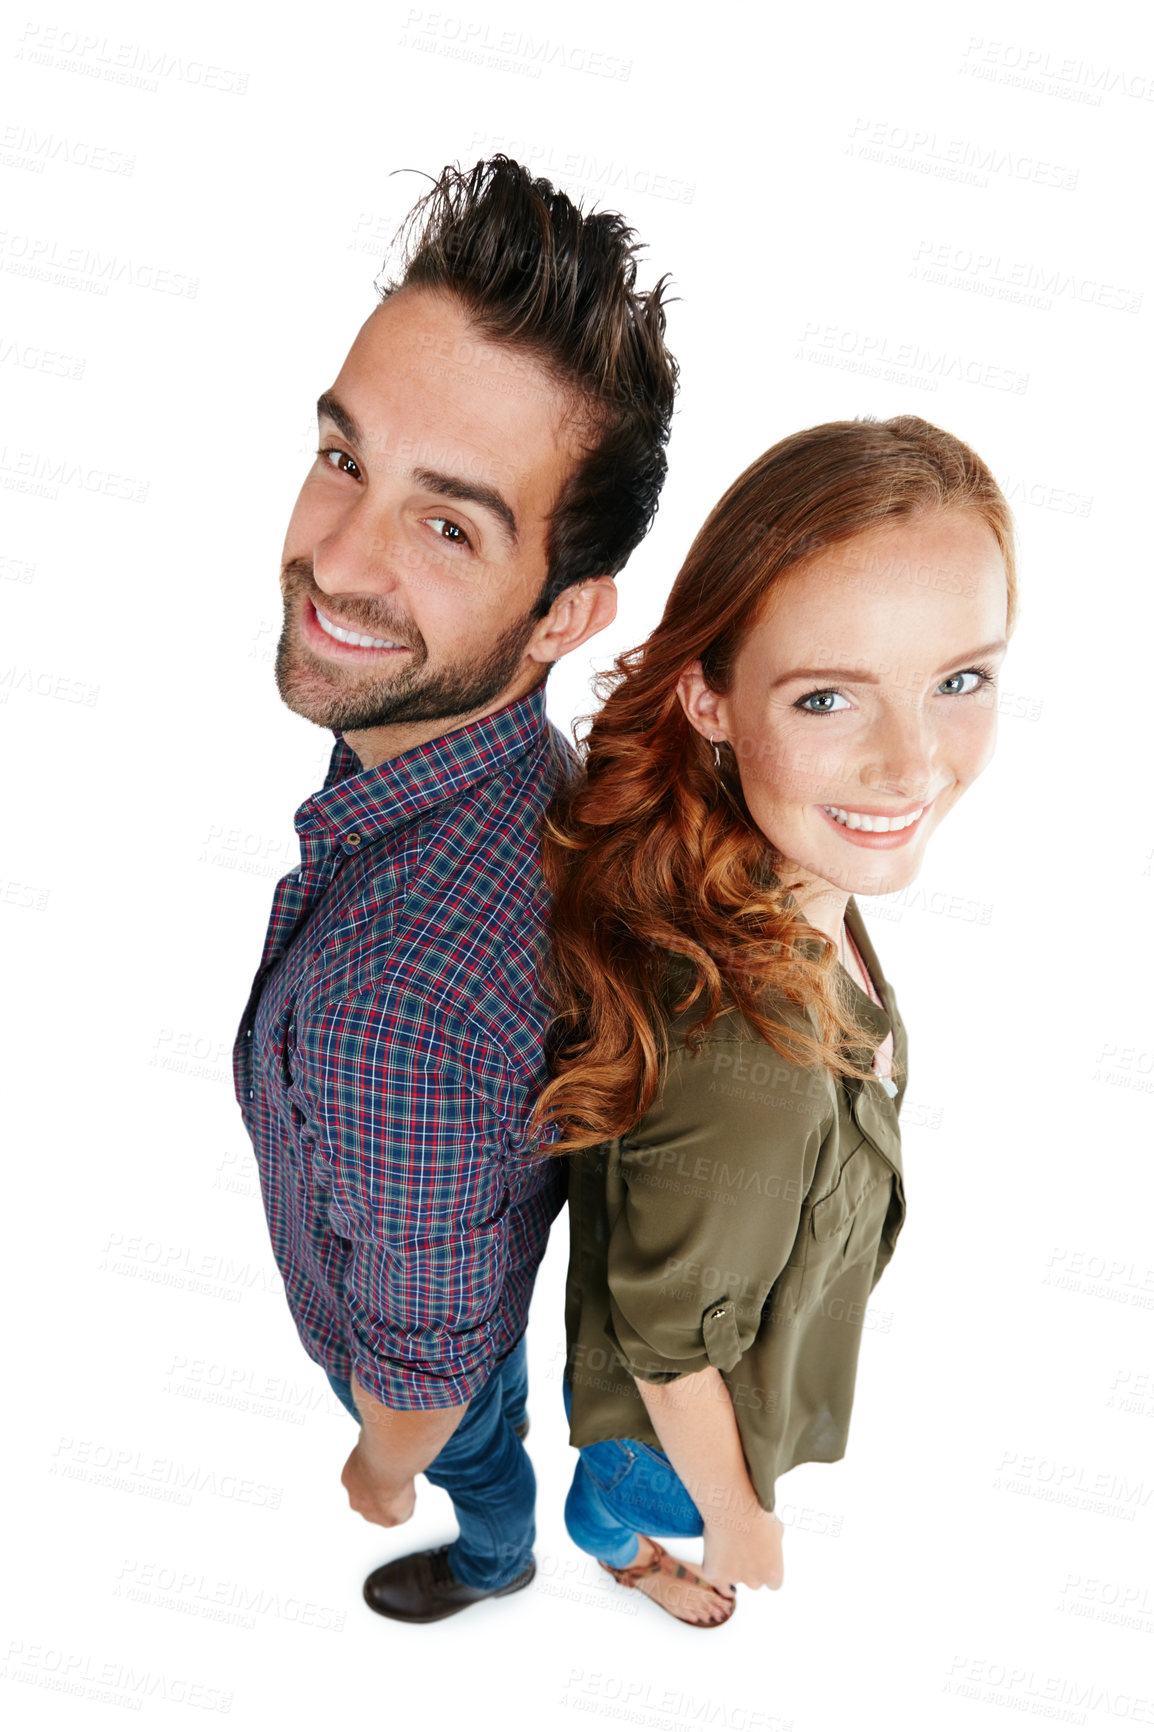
858;709;934;799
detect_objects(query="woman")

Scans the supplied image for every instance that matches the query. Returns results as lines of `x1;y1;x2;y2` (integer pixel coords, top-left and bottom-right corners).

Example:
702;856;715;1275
534;416;1016;1627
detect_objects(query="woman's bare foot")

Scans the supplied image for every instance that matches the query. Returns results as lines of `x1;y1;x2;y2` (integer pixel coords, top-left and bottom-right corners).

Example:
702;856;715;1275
604;1536;735;1627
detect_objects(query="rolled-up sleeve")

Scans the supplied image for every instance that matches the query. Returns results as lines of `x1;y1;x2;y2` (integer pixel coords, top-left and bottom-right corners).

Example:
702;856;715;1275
605;1034;831;1383
310;988;517;1409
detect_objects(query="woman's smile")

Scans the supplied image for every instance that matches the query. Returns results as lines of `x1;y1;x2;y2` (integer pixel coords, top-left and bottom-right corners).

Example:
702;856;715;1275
816;798;934;848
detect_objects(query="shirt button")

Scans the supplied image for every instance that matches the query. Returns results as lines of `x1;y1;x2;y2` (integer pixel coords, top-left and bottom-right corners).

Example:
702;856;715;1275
710;1305;728;1319
245;1028;252;1039
345;831;361;847
248;1089;254;1099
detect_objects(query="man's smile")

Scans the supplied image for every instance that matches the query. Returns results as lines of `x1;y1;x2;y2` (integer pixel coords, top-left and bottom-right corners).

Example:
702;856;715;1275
302;597;413;660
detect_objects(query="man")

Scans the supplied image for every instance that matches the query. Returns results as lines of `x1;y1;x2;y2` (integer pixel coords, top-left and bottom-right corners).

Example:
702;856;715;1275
232;156;678;1623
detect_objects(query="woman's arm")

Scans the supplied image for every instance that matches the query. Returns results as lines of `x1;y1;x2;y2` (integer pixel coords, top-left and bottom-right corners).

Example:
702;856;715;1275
635;1366;784;1591
598;1028;830;1588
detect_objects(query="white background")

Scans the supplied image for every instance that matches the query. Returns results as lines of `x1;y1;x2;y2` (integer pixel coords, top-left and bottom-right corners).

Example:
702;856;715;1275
3;0;1152;1728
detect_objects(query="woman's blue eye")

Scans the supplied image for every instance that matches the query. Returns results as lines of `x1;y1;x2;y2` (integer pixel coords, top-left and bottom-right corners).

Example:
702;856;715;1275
797;689;850;714
938;669;989;696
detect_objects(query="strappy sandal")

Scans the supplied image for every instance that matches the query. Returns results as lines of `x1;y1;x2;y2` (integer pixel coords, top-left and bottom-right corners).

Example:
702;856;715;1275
599;1536;736;1628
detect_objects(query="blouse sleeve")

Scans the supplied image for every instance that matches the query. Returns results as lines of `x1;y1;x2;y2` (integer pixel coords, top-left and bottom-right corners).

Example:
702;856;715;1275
605;1029;833;1382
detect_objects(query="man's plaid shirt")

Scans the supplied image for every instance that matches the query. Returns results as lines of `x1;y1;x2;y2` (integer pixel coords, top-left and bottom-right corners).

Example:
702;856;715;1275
233;688;570;1410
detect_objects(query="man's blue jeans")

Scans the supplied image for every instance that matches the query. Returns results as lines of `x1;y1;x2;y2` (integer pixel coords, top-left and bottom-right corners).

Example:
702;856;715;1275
327;1337;534;1592
562;1379;703;1570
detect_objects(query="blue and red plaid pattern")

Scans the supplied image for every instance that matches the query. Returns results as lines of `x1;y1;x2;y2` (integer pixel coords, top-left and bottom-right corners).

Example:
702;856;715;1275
233;688;571;1409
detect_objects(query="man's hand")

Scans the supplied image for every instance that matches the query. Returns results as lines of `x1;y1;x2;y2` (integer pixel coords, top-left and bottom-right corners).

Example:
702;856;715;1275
340;1439;417;1528
338;1374;467;1528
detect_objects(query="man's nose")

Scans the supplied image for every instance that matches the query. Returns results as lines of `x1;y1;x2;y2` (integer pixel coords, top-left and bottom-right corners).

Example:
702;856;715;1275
312;501;404;597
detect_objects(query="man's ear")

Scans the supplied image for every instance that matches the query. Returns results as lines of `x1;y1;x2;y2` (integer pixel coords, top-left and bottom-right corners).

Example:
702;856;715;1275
524;577;618;665
676;661;727;741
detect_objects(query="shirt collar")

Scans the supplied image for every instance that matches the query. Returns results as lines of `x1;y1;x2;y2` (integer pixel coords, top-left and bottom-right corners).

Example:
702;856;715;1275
843;898;893;1040
294;686;551;853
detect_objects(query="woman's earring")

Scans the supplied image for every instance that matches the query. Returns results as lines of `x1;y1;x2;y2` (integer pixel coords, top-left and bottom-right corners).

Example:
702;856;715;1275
710;736;722;770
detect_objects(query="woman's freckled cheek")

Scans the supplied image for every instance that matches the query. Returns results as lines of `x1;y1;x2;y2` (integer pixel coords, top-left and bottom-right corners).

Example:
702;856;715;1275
734;719;839;809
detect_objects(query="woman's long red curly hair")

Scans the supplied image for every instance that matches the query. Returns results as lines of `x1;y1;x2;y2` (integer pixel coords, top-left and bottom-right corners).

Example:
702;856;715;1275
534;415;1017;1154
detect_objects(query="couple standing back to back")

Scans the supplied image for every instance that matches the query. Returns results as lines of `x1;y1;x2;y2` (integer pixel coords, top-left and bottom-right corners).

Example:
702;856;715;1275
234;156;1015;1630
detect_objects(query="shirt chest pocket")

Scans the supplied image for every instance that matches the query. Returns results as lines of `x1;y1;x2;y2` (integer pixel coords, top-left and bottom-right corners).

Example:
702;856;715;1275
811;1140;888;1252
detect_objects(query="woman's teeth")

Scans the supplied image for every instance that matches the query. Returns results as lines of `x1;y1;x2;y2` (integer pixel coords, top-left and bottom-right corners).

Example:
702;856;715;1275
823;804;926;833
315;607;401;650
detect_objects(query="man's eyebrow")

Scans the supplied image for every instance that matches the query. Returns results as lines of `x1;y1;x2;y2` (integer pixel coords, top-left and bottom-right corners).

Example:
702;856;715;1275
771;640;1008;689
412;466;518;549
316;392;361;446
313;401;519;549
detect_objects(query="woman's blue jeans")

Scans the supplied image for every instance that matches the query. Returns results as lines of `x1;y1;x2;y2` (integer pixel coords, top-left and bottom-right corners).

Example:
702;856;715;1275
328;1337;533;1592
562;1379;703;1570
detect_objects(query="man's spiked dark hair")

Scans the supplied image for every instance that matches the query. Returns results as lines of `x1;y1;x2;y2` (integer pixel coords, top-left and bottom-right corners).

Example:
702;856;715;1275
381;156;679;614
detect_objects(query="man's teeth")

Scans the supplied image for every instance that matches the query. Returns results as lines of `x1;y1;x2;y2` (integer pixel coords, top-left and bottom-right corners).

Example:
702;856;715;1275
315;607;401;650
823;804;926;833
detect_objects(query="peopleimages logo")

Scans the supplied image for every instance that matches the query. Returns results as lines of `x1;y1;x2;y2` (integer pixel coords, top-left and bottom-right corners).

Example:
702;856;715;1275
3;1638;233;1715
397;10;632;80
0;122;135;175
0;446;148;502
50;1435;284;1510
960;37;1154;105
912;240;1142;314
113;1559;347;1633
0;230;197;297
795;323;1029;396
465;132;695;204
0;335;85;379
848;117;1079;190
15;21;250;95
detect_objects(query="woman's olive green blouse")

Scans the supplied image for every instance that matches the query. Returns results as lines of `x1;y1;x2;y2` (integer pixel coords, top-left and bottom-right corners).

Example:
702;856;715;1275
564;899;907;1514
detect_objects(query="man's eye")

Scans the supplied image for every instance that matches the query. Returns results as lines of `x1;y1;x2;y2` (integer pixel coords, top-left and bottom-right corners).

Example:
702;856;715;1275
318;448;361;479
426;517;472;549
796;689;850;714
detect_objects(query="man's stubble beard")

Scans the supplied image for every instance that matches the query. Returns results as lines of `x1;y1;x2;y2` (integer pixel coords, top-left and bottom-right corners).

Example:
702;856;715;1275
273;558;542;732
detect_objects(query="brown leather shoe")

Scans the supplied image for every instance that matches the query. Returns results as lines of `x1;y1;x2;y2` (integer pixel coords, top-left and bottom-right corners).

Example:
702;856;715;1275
363;1544;536;1623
